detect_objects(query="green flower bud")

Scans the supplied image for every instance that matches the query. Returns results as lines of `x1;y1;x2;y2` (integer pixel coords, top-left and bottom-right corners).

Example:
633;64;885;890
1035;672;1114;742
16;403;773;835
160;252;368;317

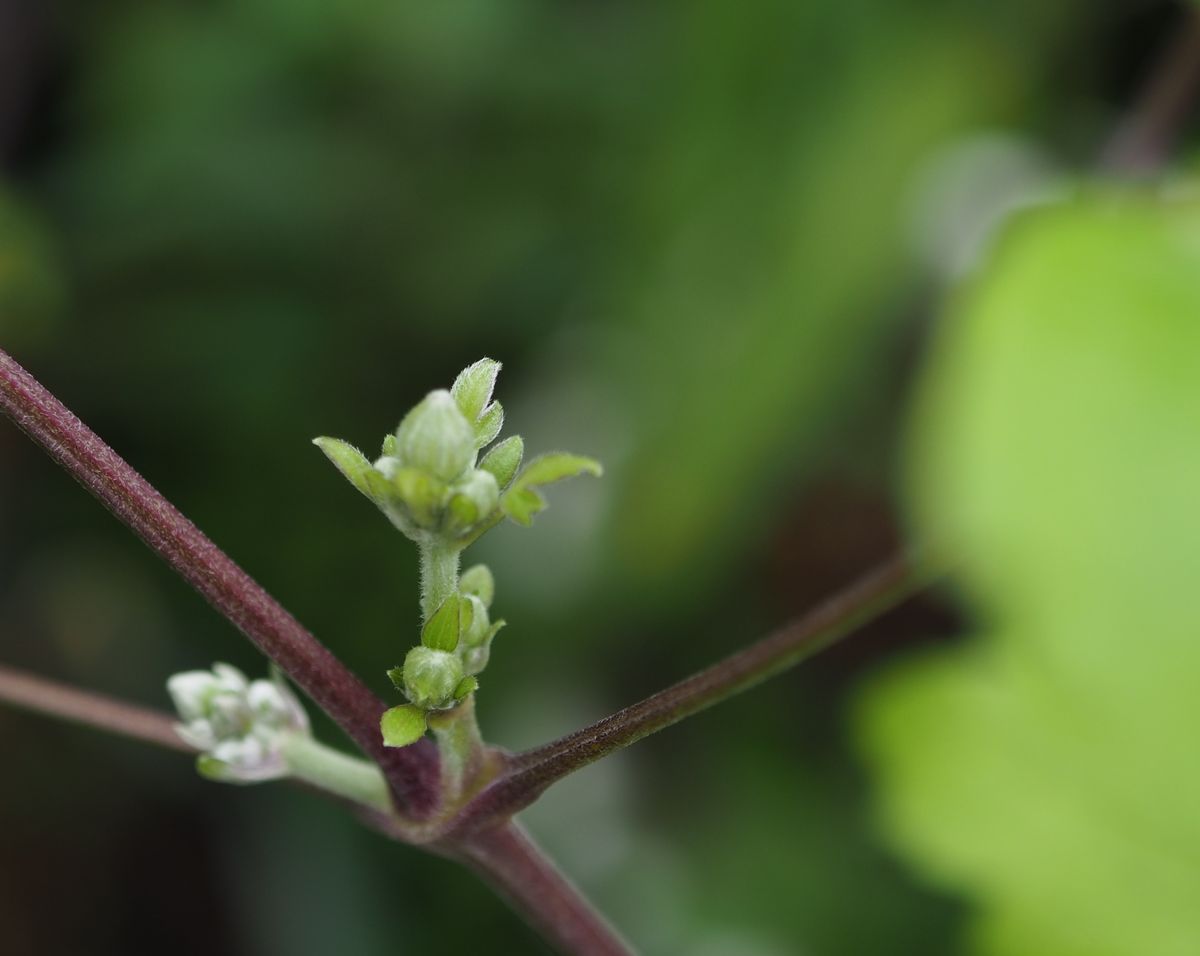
459;564;495;607
167;663;308;783
402;646;465;709
394;390;475;482
445;469;499;534
463;620;505;676
461;594;491;646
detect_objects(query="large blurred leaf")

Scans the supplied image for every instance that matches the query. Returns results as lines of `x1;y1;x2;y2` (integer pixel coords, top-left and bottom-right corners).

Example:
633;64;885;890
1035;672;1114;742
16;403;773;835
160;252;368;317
857;192;1200;955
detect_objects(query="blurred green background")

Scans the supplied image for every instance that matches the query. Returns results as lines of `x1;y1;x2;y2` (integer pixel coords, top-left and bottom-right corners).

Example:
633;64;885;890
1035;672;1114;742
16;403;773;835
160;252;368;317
2;1;1197;953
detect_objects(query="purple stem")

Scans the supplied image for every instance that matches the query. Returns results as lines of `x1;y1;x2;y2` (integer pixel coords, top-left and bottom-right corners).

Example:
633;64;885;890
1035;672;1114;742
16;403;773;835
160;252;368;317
0;348;440;816
0;663;192;752
455;821;634;956
1102;7;1200;174
448;553;924;834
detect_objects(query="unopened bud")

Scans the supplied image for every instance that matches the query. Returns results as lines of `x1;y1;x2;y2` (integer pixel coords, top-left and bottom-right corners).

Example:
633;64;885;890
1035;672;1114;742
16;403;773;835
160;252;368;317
394;390;475;482
168;663;308;783
402;646;465;709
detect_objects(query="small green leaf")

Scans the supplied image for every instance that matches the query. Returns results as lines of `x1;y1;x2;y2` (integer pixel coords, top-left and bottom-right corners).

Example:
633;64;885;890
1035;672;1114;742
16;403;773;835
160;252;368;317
479;435;524;488
380;704;427;748
515;452;603;488
453;675;479;701
381;434;397;457
500;486;545;526
451;358;501;422
312;437;375;499
474;401;504;448
386;666;405;691
422;595;462;651
459;564;495;607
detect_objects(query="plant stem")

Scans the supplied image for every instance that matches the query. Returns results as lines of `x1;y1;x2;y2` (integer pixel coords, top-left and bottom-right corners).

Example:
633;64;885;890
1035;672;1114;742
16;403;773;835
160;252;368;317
0;663;192;752
0;348;441;817
427;695;487;804
420;542;460;622
448;552;931;833
280;734;392;814
1102;6;1200;174
455;821;634;956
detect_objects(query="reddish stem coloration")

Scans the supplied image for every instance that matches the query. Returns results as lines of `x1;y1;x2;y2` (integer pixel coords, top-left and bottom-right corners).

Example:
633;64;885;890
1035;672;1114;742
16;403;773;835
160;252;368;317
456;822;634;956
1102;8;1200;174
0;348;441;817
448;554;924;834
0;663;192;752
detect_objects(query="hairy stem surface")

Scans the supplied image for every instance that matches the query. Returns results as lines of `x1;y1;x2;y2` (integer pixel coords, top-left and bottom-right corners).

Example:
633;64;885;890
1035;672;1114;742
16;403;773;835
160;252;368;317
450;553;929;832
0;348;440;816
420;542;460;622
456;821;634;956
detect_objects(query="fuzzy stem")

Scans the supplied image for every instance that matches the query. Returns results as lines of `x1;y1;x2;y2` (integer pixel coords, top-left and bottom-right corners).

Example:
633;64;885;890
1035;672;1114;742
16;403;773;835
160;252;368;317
280;734;392;814
455;820;634;956
448;553;930;833
0;348;441;817
420;542;460;623
427;695;486;804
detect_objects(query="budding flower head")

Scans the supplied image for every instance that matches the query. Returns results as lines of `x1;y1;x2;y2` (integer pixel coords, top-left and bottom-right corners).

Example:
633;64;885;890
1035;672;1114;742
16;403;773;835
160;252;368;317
445;469;500;534
394;390;475;482
400;646;464;709
167;663;308;783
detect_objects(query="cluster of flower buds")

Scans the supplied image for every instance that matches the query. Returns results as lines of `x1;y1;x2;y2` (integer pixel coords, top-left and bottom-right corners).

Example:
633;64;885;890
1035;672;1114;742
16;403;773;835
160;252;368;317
379;563;506;747
314;360;520;544
167;663;309;783
314;359;602;543
314;358;602;749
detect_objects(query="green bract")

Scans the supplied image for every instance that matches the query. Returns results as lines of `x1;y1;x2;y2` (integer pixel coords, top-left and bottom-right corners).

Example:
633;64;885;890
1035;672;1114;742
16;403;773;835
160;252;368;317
314;358;601;749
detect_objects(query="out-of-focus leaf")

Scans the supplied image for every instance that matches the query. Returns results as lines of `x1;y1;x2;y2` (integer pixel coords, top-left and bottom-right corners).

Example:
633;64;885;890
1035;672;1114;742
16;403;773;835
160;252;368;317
500;452;602;526
514;453;602;488
858;192;1200;956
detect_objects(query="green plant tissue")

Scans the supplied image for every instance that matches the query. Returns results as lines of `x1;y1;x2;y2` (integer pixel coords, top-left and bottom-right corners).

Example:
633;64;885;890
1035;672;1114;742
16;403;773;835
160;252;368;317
856;191;1200;956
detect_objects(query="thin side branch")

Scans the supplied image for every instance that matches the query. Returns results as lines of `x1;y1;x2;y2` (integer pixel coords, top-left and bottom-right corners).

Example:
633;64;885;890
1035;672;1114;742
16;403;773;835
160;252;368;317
0;348;440;816
449;553;929;833
0;663;191;752
1102;6;1200;174
454;821;634;956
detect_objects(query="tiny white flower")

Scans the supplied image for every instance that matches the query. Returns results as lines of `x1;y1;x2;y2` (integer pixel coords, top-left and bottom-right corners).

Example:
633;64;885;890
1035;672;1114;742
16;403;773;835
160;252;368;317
167;663;309;784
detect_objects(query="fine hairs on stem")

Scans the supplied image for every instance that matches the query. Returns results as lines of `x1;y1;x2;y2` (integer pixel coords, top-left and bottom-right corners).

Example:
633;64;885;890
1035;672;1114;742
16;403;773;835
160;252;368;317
0;347;927;955
0;34;1191;943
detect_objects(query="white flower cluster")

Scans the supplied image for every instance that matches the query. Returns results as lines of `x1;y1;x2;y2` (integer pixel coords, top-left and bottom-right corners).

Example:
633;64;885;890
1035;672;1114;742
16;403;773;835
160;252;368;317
167;663;309;783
